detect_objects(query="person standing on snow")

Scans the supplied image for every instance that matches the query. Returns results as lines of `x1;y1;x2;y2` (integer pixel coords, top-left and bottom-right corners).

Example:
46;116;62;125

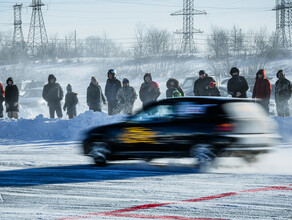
5;77;19;119
139;73;161;107
63;84;78;119
166;78;184;98
227;67;249;98
115;78;137;115
252;69;272;113
275;70;292;117
193;70;217;96
87;76;106;112
42;74;64;118
0;81;5;118
105;69;121;115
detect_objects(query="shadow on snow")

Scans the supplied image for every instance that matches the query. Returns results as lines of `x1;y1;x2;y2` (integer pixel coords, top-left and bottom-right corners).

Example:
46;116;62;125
0;163;200;187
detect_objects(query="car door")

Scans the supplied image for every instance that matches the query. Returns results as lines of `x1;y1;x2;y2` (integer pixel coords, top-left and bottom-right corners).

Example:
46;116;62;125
116;103;179;157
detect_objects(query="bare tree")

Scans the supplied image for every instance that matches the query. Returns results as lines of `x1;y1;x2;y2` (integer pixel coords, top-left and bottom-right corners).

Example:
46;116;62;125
208;27;230;59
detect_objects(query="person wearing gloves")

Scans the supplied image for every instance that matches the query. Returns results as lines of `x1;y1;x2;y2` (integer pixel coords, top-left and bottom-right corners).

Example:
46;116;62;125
227;67;249;98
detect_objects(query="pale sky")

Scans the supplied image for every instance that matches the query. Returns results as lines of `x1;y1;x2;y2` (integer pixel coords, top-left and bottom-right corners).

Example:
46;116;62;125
0;0;276;49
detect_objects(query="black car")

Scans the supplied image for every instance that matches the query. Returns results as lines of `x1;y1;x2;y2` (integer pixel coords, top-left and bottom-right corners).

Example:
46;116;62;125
82;97;280;167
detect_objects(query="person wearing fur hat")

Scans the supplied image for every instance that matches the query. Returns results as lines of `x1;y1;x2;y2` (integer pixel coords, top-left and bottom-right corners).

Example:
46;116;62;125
252;69;272;113
275;70;292;117
139;73;161;107
114;78;137;115
5;77;19;119
87;76;106;112
0;81;5;118
166;78;184;98
227;67;249;98
42;74;64;118
63;84;78;119
105;69;121;115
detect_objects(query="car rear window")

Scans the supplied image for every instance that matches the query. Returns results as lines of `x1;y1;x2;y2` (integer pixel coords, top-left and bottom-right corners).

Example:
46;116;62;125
222;102;268;118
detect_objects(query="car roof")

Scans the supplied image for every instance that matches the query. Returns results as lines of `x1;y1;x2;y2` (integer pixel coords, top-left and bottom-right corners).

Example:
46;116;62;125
148;97;255;107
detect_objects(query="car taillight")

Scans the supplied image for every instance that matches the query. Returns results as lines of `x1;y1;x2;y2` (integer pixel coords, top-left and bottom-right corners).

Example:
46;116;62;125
215;123;235;132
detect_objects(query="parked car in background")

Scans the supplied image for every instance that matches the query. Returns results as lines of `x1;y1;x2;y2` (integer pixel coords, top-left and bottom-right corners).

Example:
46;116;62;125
18;80;46;108
83;97;280;168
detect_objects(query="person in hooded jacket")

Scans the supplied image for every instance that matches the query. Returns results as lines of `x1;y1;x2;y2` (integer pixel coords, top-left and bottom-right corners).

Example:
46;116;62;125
139;73;161;107
166;78;184;98
42;74;64;118
5;77;19;119
115;78;137;115
227;67;249;98
252;69;272;113
87;76;106;112
275;70;292;117
0;81;5;118
63;84;78;119
105;69;121;115
194;70;217;96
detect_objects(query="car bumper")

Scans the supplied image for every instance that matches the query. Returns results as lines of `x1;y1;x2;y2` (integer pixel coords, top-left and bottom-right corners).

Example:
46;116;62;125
218;133;281;156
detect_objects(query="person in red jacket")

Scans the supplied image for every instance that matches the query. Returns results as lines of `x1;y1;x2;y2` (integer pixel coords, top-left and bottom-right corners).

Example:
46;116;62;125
139;73;161;107
252;69;271;113
0;81;5;118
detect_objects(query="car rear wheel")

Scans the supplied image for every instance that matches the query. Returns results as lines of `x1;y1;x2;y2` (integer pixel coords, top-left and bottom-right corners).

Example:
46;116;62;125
87;142;111;166
190;144;217;169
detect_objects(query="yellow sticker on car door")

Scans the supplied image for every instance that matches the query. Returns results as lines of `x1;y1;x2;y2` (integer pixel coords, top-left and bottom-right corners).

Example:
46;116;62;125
119;127;158;144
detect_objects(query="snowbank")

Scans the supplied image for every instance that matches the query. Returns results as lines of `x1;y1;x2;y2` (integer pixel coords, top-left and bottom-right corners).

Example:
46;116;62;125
0;113;291;143
0;111;125;141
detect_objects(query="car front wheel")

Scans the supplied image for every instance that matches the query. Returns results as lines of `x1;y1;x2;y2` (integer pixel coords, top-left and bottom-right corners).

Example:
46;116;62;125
87;142;111;166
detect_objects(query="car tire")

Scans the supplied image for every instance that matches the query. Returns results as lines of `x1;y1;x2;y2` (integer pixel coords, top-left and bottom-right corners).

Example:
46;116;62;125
190;144;217;169
87;142;111;166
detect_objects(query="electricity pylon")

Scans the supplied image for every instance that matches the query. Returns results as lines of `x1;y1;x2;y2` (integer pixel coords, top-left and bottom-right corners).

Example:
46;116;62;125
27;0;48;55
171;0;206;53
274;0;292;47
12;4;25;49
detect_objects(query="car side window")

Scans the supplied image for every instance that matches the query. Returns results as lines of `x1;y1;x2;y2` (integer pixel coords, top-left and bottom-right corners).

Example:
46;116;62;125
175;102;219;118
130;105;175;122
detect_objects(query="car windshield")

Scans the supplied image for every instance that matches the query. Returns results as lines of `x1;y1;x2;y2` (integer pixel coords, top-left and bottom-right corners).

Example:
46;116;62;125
131;104;175;122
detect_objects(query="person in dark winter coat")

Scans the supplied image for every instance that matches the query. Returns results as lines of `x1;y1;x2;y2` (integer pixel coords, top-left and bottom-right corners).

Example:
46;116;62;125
252;69;272;113
115;78;137;115
0;81;4;118
194;70;219;96
105;69;121;115
139;73;161;107
227;67;249;98
166;78;184;98
5;77;19;119
42;74;64;118
207;81;221;97
87;76;106;112
63;84;78;119
275;70;292;117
